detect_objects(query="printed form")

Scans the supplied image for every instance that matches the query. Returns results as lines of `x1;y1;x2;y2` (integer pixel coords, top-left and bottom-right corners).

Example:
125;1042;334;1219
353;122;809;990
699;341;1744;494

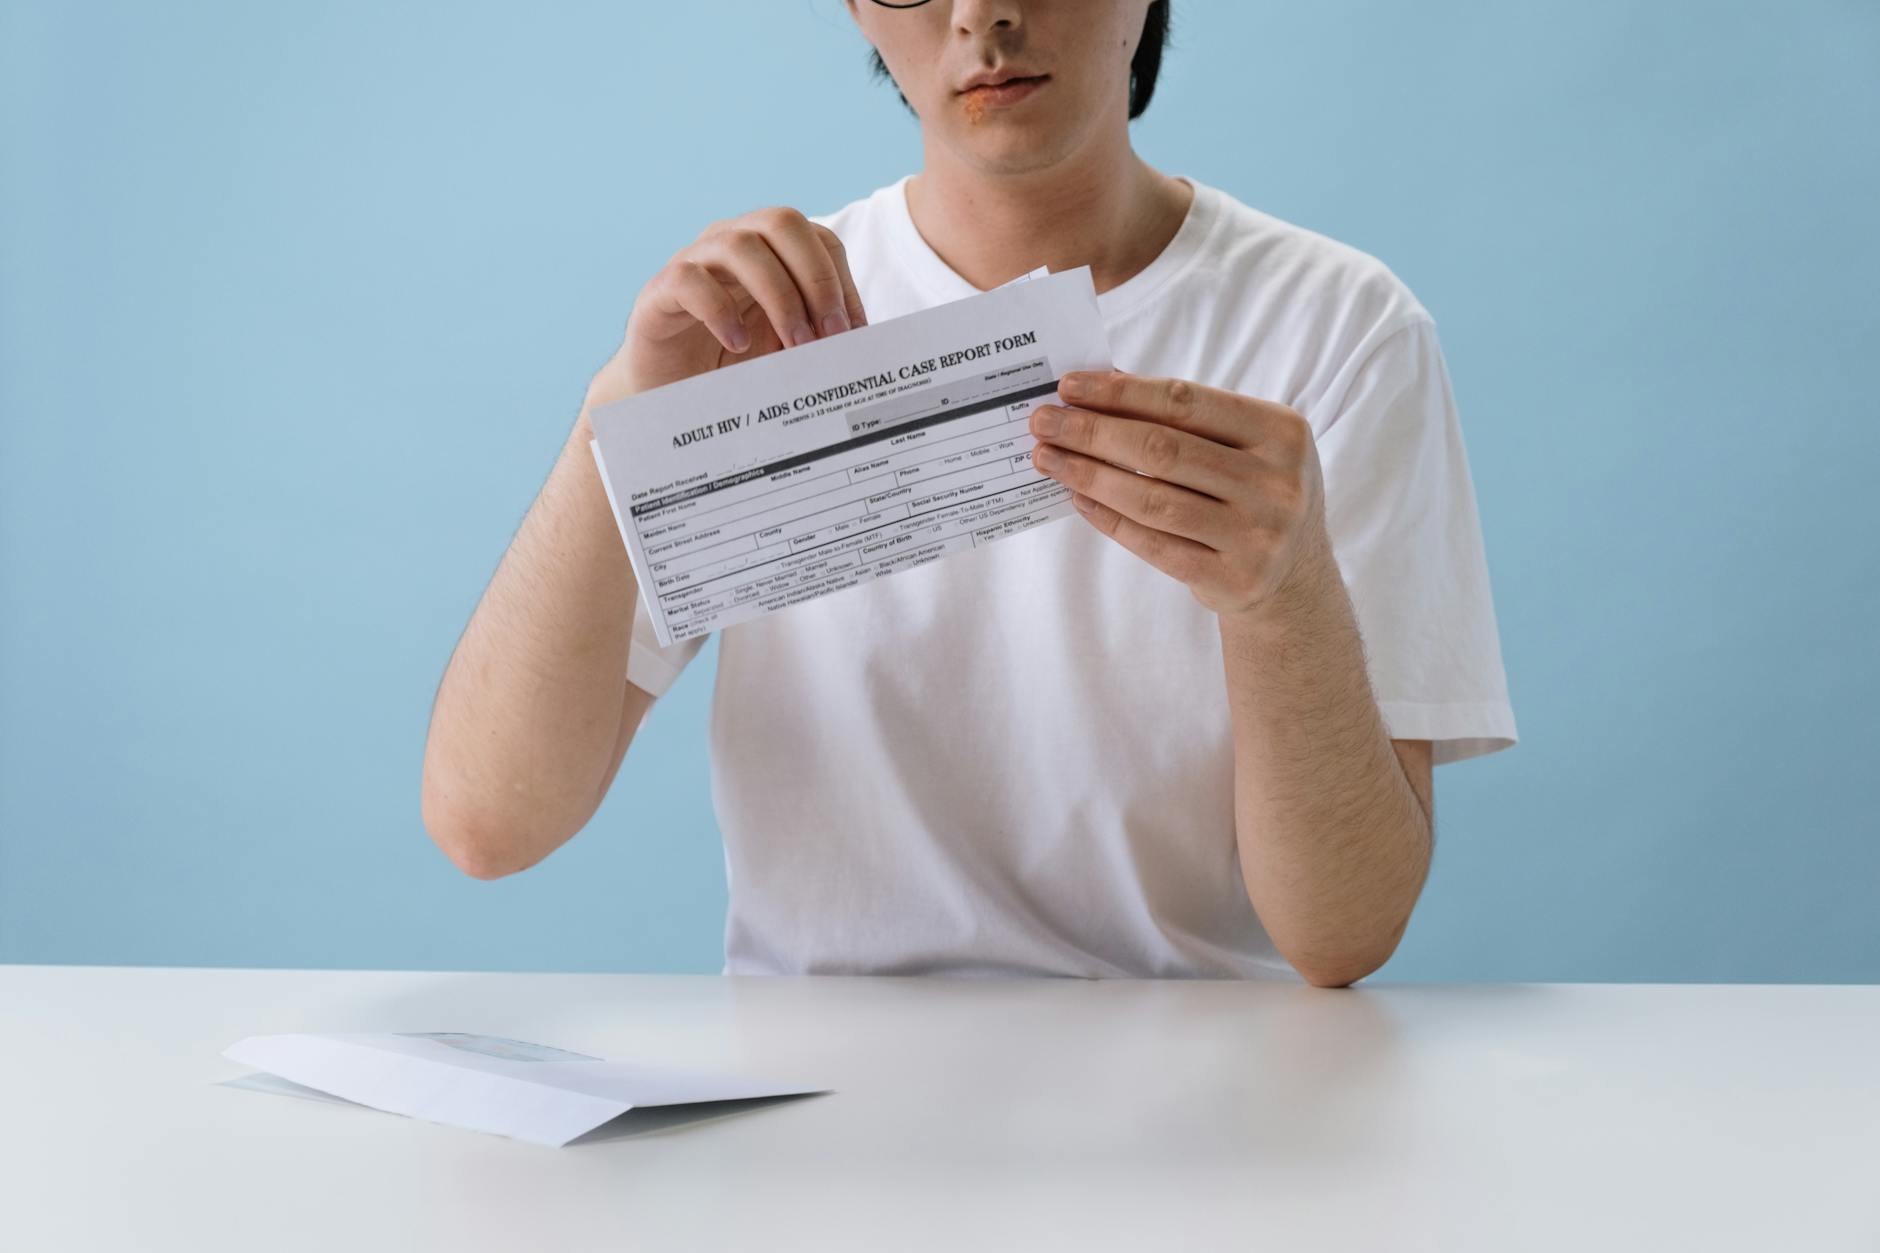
588;265;1113;646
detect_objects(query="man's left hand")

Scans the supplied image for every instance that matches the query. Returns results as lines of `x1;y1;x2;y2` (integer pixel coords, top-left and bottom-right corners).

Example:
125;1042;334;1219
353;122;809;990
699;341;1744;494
1029;370;1331;620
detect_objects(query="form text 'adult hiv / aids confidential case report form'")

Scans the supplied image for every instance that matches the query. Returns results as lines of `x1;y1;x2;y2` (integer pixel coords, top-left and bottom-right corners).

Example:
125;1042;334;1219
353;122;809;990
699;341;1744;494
588;265;1112;646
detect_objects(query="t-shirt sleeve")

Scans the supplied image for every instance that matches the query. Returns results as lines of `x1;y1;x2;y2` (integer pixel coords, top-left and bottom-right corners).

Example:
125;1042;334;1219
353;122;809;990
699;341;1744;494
625;591;707;699
1312;315;1517;765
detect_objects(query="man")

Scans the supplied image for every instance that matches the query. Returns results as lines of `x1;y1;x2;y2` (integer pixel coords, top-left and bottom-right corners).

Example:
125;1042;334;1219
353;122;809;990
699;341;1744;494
420;0;1516;987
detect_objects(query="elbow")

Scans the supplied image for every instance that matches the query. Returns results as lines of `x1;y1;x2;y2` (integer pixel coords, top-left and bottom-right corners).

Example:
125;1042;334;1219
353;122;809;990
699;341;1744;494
1263;870;1422;989
420;776;521;881
445;842;516;882
1295;957;1381;989
1285;923;1410;989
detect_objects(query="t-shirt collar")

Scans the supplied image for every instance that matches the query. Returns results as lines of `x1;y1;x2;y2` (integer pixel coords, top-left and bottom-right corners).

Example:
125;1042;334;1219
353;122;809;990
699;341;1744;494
878;172;1220;321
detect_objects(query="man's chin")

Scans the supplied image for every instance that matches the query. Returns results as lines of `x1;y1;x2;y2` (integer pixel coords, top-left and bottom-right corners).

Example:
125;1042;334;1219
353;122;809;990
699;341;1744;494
952;130;1077;176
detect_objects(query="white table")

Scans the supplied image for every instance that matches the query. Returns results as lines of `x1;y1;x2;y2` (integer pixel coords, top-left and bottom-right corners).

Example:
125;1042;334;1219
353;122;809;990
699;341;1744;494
3;965;1875;1250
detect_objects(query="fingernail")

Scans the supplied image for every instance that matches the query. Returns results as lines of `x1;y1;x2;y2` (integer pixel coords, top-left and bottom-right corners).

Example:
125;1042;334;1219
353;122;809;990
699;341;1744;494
821;311;851;336
1032;405;1062;437
1058;374;1089;399
790;322;816;347
728;324;751;352
1033;445;1060;472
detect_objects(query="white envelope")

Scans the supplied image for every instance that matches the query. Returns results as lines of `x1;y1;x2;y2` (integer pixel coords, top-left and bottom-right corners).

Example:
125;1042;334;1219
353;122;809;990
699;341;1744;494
221;1031;829;1147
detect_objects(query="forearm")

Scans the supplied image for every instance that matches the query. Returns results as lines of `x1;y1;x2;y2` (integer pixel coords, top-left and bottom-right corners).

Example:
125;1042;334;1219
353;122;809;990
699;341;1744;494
1017;370;1436;981
420;408;643;870
1219;530;1432;987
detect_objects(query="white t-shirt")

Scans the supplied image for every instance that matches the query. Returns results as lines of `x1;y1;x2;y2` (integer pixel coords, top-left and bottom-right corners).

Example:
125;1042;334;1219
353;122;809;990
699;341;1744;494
626;173;1517;980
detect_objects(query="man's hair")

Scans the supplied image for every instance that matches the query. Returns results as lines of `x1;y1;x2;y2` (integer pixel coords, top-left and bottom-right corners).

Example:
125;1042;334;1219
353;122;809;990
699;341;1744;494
867;1;1172;121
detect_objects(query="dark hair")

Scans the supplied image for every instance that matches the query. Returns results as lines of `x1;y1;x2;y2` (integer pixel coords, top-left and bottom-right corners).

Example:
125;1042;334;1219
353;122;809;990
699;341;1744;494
867;1;1172;121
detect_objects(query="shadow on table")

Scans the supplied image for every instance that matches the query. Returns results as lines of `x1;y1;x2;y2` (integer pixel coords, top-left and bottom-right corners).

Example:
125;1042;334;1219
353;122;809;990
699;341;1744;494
566;1091;828;1145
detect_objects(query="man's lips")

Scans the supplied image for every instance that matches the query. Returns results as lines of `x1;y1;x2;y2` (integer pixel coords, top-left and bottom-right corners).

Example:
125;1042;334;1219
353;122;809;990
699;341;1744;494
958;75;1050;106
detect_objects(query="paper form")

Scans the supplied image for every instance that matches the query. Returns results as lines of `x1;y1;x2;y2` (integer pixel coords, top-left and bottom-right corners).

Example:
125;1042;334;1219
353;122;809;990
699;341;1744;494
587;264;1114;646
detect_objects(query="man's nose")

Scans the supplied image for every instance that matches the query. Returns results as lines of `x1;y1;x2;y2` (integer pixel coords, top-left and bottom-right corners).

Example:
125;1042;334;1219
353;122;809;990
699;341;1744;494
948;0;1024;36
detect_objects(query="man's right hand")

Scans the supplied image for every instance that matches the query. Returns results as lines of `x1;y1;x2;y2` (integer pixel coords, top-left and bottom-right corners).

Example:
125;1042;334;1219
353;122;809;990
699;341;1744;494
584;206;870;415
425;206;868;880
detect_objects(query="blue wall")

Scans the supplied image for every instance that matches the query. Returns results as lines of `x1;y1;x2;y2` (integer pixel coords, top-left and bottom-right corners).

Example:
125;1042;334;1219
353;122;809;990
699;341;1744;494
3;1;1875;980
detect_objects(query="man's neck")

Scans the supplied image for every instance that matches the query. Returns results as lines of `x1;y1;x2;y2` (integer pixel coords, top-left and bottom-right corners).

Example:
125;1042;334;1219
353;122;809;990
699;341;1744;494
904;141;1193;297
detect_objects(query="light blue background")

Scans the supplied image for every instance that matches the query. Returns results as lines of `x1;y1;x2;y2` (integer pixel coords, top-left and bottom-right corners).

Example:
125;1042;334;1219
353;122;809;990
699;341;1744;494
3;1;1875;980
